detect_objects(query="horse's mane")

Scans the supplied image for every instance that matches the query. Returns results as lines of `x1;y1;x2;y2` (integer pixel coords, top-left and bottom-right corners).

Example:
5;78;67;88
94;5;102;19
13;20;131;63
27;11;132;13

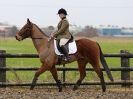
33;24;49;37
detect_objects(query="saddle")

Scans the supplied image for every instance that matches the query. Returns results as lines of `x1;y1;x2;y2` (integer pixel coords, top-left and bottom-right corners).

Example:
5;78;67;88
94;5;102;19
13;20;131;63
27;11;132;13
56;36;73;54
54;36;77;56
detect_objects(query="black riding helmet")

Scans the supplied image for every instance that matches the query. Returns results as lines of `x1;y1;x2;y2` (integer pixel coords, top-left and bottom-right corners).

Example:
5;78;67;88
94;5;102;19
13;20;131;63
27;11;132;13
58;8;67;15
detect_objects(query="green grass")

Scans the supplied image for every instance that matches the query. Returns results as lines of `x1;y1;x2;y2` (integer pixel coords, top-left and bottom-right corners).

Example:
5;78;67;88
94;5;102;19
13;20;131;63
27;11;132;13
0;37;133;83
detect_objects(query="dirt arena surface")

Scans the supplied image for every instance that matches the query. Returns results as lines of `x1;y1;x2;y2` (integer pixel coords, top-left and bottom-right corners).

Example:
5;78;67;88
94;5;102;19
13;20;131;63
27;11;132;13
0;87;133;99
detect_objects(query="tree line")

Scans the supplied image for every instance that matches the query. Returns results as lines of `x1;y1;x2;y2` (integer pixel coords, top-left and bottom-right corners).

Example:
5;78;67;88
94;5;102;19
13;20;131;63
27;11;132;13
0;25;98;37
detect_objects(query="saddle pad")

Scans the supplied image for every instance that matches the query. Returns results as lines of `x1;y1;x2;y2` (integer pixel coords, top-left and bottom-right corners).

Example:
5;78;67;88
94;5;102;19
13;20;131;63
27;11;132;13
54;40;77;55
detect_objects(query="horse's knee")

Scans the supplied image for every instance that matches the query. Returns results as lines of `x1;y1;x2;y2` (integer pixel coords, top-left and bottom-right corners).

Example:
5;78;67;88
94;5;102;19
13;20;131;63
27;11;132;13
34;67;47;78
98;70;104;79
34;71;40;78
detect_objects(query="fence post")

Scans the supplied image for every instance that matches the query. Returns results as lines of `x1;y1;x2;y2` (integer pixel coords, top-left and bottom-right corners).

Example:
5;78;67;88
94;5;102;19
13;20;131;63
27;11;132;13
0;50;6;83
121;50;130;87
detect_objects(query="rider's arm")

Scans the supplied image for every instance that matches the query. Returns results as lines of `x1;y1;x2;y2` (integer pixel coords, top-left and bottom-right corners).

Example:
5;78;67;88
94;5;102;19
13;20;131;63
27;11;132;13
53;20;68;38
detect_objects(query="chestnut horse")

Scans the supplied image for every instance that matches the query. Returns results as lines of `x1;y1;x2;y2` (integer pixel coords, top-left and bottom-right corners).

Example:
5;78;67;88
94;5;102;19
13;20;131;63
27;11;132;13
15;19;113;92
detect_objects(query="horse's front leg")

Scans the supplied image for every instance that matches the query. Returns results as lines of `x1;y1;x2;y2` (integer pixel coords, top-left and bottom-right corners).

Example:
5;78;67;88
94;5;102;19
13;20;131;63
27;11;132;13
30;63;49;90
50;65;62;92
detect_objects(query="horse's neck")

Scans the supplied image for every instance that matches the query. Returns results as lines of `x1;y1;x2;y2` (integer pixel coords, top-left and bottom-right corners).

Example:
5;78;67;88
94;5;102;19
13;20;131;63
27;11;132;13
31;25;49;53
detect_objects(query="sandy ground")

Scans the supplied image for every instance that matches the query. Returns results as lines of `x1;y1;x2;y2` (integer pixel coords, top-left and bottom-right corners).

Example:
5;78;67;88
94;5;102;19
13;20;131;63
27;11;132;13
0;87;133;99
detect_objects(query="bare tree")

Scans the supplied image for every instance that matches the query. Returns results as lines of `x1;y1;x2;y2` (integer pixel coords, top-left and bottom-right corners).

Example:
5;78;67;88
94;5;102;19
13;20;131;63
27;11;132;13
75;25;98;37
8;26;18;37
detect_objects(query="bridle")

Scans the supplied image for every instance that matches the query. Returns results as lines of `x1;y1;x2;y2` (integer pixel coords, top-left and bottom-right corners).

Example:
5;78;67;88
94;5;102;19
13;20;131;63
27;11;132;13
18;23;46;40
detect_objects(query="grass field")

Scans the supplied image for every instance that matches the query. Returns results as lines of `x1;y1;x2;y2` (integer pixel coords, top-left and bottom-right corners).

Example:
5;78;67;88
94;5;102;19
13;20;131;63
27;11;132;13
0;37;133;83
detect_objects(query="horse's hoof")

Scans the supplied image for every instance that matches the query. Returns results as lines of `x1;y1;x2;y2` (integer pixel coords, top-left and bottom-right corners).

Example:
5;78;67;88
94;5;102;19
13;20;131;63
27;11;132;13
102;85;106;92
59;88;62;92
30;88;33;90
73;85;78;91
102;88;106;92
30;86;34;90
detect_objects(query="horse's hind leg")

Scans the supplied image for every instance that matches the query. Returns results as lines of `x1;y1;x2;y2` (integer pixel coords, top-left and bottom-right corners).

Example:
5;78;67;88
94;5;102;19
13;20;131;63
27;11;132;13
92;64;106;92
30;63;49;90
73;60;87;91
50;65;62;92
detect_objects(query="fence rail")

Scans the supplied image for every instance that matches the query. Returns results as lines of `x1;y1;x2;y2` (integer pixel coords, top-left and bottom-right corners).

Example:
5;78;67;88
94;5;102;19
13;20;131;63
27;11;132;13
1;53;133;58
0;50;133;87
0;67;133;71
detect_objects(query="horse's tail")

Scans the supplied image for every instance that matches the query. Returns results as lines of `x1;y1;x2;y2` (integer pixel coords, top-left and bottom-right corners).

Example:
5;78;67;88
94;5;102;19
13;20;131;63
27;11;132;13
97;43;114;82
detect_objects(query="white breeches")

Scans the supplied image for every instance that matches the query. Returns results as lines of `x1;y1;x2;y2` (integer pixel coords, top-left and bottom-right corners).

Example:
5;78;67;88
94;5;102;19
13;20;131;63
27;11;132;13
59;38;69;46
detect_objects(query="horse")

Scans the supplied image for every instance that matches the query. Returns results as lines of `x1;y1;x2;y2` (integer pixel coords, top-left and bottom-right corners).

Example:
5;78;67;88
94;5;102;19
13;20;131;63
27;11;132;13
15;19;114;92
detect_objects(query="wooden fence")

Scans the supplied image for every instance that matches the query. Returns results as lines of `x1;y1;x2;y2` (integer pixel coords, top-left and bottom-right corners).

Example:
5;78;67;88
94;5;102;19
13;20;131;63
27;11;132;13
0;50;133;87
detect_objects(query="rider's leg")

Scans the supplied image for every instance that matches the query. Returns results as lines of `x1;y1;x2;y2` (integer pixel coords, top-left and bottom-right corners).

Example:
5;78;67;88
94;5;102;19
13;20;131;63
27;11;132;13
59;38;70;61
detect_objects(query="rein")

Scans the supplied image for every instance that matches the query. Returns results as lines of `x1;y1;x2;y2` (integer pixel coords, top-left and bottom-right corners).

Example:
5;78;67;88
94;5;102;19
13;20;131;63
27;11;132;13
31;24;50;40
31;36;51;40
31;37;44;39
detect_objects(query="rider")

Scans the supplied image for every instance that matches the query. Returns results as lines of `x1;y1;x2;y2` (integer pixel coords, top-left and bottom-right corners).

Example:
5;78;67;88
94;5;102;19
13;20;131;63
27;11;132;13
51;8;72;61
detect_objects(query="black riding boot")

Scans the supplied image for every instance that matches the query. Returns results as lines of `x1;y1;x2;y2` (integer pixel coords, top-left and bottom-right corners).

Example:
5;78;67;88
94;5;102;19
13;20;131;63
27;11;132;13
60;45;70;61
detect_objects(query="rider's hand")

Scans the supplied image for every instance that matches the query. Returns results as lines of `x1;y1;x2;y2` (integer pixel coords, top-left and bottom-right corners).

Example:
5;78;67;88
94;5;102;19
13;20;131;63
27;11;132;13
50;33;54;37
48;33;54;41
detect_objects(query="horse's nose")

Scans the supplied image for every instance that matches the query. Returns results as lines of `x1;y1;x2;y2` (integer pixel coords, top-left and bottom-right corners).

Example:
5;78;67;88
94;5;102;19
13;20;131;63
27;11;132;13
15;35;17;39
15;35;18;40
15;35;21;41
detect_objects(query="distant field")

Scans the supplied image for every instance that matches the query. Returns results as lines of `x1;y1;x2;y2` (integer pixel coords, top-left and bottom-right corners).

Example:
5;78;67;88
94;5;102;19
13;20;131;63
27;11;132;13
0;37;133;83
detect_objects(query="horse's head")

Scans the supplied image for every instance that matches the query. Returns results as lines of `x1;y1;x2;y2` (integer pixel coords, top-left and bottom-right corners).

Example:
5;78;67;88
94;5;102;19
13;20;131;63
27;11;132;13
15;18;32;41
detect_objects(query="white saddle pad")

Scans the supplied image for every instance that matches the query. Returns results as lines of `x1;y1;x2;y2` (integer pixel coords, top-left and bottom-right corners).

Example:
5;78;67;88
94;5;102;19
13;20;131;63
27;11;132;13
54;40;77;55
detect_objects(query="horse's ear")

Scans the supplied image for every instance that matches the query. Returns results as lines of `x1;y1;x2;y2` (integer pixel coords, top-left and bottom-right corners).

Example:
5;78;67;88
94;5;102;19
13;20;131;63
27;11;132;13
27;18;31;24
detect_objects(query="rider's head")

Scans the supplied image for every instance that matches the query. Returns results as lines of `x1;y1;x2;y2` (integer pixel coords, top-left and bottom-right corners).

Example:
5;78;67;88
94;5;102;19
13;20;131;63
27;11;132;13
57;8;67;19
